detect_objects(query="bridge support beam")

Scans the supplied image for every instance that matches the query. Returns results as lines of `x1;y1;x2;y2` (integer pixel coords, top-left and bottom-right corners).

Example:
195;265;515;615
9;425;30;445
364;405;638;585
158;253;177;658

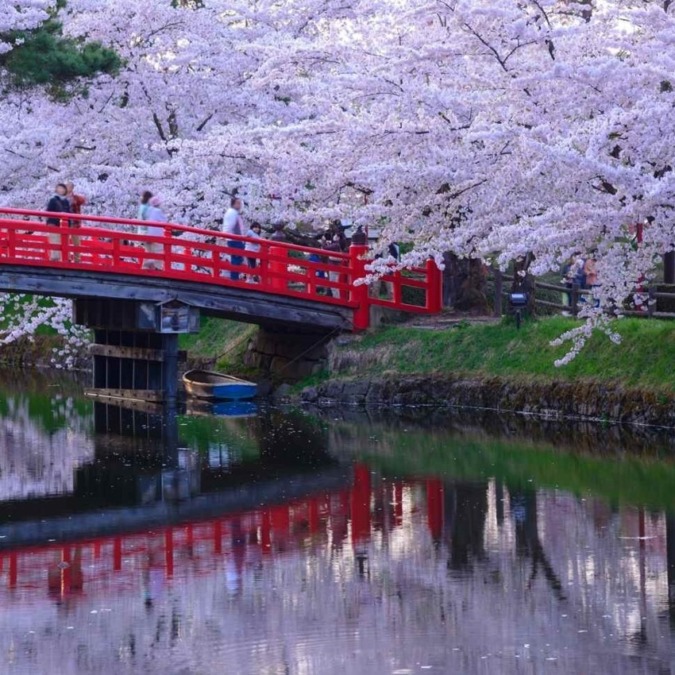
74;298;189;403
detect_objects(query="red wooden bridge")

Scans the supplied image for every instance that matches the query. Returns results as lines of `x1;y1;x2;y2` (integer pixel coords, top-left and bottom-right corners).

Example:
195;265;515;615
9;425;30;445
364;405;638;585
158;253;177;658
0;207;442;332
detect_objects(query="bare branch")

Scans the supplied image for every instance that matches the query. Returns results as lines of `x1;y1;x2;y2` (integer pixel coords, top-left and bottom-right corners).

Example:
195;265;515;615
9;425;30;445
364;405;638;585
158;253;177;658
531;0;552;29
196;112;214;133
438;111;472;131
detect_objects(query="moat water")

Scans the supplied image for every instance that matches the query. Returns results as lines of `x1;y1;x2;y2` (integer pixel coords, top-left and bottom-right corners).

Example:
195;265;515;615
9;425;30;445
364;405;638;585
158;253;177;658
0;370;673;674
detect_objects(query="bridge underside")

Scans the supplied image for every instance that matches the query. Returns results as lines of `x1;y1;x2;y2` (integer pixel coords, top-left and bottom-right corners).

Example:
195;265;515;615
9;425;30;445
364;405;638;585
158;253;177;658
0;266;353;332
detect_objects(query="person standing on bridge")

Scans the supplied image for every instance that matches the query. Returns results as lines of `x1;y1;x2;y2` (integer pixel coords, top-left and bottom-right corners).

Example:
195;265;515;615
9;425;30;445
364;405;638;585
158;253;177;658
141;195;167;271
138;190;153;220
322;220;348;298
65;182;86;216
46;183;71;261
222;197;245;280
65;181;86;262
244;221;263;283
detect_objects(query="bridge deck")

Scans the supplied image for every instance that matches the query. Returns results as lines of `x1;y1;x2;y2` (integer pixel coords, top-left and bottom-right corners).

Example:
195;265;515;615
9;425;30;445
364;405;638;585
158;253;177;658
0;207;442;331
0;264;353;331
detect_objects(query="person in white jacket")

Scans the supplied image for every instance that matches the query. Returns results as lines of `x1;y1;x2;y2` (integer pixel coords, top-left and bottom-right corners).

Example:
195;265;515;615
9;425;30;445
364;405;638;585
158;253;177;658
141;195;166;270
222;197;245;279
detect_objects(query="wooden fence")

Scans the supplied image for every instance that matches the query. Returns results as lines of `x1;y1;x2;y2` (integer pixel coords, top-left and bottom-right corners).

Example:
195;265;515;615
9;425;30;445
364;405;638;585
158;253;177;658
491;270;675;320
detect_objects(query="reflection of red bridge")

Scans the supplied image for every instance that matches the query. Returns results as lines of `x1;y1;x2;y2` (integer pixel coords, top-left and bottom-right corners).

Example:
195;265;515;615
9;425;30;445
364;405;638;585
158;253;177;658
0;467;444;600
0;208;442;331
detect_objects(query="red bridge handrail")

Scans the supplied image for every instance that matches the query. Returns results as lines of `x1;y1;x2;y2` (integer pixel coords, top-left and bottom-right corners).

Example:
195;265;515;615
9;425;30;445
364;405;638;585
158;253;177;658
0;207;442;330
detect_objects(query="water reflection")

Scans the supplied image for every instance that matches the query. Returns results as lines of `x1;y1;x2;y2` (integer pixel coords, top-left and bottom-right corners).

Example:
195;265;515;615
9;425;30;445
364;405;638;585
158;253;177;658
0;376;672;673
0;371;93;501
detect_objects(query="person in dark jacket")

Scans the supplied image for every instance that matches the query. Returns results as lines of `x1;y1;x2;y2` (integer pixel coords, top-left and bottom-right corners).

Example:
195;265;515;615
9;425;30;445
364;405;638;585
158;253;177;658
46;183;70;261
46;183;70;223
323;220;348;298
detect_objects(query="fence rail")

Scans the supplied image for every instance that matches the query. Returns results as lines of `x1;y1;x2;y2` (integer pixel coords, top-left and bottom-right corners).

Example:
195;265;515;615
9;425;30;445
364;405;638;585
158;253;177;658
492;270;675;320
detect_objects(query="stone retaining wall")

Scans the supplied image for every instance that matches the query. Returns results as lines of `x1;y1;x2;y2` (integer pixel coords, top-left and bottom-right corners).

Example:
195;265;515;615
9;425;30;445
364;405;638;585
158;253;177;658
243;326;330;381
300;375;675;427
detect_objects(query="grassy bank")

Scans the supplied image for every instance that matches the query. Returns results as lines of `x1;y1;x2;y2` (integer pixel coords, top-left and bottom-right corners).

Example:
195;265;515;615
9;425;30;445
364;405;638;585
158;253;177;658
174;315;674;394
335;317;675;392
180;317;256;372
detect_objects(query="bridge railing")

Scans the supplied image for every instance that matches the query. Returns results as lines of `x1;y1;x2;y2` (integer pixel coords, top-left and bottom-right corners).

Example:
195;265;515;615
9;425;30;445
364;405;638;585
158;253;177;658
0;207;442;330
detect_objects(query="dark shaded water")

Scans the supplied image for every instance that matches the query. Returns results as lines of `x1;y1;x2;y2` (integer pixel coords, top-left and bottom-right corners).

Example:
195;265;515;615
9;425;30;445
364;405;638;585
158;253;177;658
0;371;674;674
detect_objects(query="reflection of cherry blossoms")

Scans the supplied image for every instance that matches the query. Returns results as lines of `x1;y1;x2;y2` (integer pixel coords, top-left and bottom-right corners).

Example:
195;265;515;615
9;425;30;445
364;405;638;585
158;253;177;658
0;478;671;673
0;393;94;500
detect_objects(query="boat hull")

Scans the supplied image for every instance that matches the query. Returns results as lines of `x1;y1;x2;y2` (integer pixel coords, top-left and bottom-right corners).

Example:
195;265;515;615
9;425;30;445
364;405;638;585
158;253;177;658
182;370;257;401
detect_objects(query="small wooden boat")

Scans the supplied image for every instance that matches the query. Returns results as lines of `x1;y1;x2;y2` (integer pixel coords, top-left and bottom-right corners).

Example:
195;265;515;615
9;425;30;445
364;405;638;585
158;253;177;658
182;370;257;401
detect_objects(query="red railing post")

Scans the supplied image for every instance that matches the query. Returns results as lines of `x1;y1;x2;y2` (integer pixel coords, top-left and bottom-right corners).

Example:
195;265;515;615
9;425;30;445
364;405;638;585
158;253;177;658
426;258;442;313
113;536;122;571
61;546;72;592
9;552;17;589
213;520;223;555
258;242;269;290
261;509;272;555
49;218;68;262
6;227;15;259
350;243;370;330
426;478;444;542
269;245;288;291
163;228;171;271
308;497;320;534
350;463;372;547
165;529;174;578
392;269;402;306
59;218;69;263
112;235;121;268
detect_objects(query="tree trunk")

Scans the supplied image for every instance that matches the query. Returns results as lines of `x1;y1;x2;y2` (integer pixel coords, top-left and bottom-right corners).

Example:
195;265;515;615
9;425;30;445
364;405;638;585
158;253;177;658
443;252;488;313
664;251;675;285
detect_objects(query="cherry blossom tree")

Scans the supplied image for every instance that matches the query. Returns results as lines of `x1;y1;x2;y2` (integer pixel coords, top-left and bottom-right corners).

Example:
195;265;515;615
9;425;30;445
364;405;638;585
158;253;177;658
0;0;674;362
231;0;675;357
0;0;52;54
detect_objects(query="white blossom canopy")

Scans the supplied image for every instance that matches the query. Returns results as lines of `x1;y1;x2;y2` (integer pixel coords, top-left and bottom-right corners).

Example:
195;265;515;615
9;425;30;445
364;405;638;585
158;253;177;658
1;0;674;359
